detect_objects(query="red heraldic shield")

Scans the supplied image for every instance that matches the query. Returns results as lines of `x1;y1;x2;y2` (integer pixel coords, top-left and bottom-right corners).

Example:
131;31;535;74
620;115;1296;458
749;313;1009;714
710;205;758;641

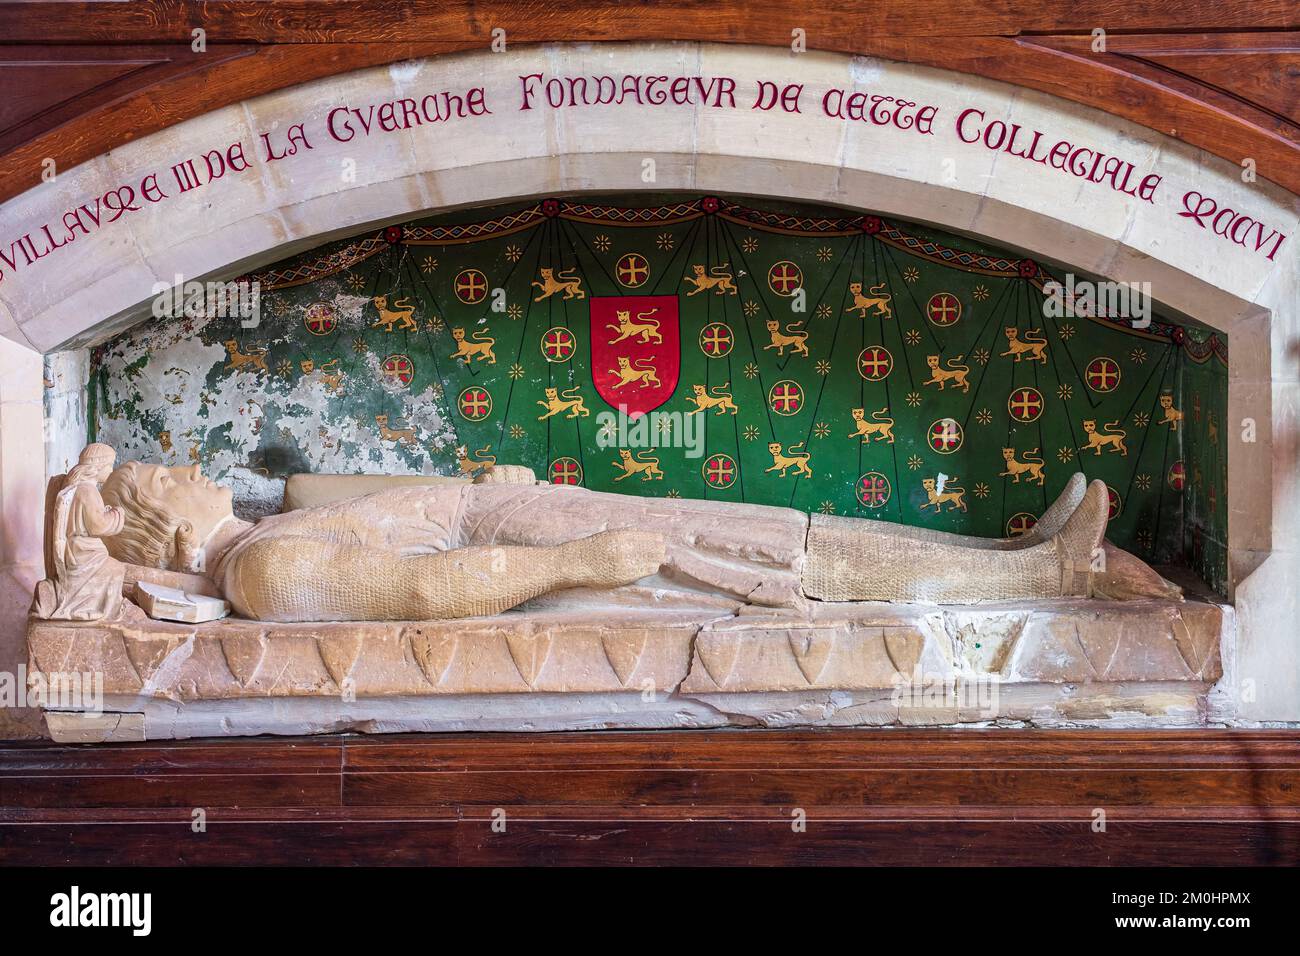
590;295;680;417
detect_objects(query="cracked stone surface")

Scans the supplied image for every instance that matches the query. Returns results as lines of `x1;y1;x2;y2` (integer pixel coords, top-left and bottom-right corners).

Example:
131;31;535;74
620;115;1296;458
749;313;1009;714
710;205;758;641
27;592;1229;740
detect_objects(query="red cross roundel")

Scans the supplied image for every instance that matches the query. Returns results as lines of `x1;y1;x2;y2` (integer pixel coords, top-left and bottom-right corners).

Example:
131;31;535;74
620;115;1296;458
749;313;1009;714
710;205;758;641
699;322;734;357
856;472;891;509
1008;386;1044;423
1106;485;1123;519
767;260;803;297
616;253;650;288
768;379;805;416
454;269;488;304
550;457;583;486
857;345;893;381
702;453;738;489
1168;460;1186;491
926;293;962;326
540;326;576;363
457;386;492;421
928;417;964;454
381;353;414;387
1006;512;1037;537
1085;357;1121;393
303;302;337;336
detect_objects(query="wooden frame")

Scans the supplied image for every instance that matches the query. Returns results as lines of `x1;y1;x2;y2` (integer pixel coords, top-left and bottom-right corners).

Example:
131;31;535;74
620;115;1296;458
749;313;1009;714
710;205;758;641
2;3;1297;865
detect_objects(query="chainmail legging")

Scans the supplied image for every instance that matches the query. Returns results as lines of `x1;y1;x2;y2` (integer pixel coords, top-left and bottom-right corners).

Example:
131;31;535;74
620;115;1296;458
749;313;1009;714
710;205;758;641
222;532;651;622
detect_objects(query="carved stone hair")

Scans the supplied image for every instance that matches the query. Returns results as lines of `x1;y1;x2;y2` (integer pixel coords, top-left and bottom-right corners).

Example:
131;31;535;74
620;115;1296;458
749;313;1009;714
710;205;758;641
100;461;184;570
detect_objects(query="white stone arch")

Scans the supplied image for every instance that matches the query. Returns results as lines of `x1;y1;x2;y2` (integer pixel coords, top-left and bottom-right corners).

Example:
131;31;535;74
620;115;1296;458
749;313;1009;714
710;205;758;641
0;42;1295;724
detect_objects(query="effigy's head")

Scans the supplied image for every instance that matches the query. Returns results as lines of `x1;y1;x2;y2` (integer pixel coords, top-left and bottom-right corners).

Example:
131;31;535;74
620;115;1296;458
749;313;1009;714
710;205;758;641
101;462;233;570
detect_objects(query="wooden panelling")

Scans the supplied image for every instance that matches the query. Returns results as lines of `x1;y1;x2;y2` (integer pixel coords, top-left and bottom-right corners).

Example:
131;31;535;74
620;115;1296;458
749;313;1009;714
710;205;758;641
0;45;255;158
1;731;1298;865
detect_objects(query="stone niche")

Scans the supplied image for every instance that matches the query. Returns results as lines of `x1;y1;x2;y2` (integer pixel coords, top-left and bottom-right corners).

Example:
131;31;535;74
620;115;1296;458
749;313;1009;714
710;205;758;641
29;193;1235;741
88;194;1230;593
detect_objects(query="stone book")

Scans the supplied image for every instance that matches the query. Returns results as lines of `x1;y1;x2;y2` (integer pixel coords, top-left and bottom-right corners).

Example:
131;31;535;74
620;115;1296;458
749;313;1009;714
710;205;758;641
135;581;230;624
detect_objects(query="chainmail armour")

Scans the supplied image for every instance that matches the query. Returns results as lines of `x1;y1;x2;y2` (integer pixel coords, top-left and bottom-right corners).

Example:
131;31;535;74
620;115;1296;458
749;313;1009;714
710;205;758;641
803;478;1108;602
210;477;1108;622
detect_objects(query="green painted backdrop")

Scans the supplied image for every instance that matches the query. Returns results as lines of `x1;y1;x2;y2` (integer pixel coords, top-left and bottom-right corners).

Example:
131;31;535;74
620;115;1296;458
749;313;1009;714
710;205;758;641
91;194;1230;594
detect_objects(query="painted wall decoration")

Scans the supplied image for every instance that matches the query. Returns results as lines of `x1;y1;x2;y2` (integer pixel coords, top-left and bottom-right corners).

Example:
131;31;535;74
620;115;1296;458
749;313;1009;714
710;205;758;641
90;194;1230;593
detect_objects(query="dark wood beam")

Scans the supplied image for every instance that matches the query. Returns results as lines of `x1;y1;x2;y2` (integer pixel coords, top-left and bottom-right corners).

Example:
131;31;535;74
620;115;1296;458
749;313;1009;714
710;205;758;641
0;2;1295;202
2;730;1297;865
2;1;1296;44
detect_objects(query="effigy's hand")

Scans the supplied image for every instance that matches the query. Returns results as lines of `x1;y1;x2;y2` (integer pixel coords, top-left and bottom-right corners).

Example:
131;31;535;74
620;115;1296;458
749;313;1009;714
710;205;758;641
562;530;667;587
